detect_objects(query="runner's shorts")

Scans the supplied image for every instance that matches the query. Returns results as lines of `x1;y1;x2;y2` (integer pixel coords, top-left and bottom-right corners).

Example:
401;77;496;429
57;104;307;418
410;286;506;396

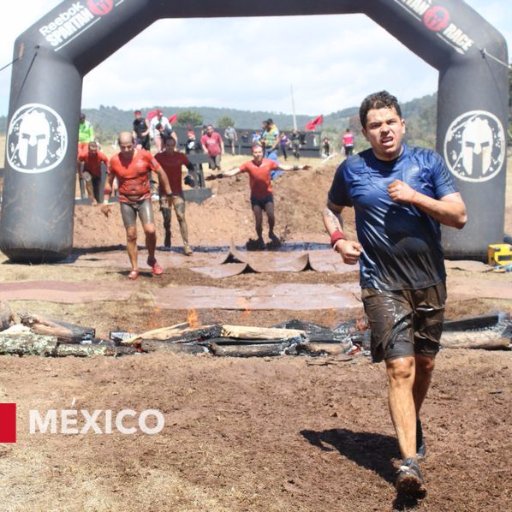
120;198;154;228
361;282;446;363
250;194;274;209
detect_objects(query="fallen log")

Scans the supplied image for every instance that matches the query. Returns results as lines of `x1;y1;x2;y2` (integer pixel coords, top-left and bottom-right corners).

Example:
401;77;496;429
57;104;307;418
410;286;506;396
0;333;58;356
19;313;95;343
55;343;136;357
141;340;209;354
441;330;511;350
443;313;508;331
203;337;298;346
121;323;221;346
209;342;288;357
219;325;305;341
274;319;346;343
296;341;353;357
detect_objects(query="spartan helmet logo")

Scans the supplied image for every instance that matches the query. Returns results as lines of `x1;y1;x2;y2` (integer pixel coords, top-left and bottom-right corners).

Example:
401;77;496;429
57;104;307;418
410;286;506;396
7;104;68;174
461;117;492;177
18;111;50;167
444;111;505;183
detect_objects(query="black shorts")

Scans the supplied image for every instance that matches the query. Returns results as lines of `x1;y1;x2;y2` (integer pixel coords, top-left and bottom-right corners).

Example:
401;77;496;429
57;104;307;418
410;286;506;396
250;194;274;209
362;282;446;363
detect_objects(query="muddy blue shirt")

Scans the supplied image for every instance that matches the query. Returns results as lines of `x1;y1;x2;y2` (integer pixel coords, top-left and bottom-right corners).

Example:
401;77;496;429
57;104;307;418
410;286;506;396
328;145;458;291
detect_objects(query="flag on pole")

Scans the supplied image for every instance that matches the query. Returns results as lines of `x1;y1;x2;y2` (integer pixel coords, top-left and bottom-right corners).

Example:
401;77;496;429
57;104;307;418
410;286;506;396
305;115;324;131
168;113;178;124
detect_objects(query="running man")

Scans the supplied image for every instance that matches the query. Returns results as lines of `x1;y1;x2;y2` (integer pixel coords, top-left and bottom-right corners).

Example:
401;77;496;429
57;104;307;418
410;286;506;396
101;132;172;280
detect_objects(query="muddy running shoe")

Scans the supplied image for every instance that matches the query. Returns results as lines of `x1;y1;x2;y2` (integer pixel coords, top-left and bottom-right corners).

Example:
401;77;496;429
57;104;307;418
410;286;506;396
417;418;426;459
147;257;164;276
396;458;426;497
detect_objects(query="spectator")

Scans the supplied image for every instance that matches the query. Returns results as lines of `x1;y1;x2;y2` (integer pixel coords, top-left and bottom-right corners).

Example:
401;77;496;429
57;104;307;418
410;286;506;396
132;110;150;150
224;125;238;155
185;127;198;154
290;130;302;160
200;124;224;171
279;132;290;160
78;113;94;158
322;137;331;157
149;111;172;152
260;118;279;161
342;128;355;157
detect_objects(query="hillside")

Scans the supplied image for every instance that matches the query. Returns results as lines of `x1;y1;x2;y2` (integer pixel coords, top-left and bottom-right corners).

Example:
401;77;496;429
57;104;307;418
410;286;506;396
0;94;438;148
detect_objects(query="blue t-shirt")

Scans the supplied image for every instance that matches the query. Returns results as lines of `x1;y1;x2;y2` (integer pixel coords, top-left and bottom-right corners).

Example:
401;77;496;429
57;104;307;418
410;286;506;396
328;145;458;291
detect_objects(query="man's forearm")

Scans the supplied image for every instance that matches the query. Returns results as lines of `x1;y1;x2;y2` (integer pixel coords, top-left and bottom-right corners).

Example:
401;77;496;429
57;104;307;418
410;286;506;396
411;192;467;229
322;205;344;235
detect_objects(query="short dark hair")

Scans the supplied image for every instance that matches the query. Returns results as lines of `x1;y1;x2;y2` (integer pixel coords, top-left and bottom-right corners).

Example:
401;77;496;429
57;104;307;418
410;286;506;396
359;90;402;128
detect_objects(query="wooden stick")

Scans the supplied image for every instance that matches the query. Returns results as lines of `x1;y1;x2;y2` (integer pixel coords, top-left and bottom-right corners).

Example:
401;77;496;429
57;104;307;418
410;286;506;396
220;325;305;340
441;330;510;350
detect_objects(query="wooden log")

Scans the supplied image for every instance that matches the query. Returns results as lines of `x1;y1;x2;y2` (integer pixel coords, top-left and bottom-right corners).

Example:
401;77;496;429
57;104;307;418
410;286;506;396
443;313;505;331
441;330;511;350
296;341;353;356
141;340;208;354
19;313;95;343
205;337;300;345
55;343;136;357
220;325;305;341
0;333;58;356
121;323;221;346
209;342;287;357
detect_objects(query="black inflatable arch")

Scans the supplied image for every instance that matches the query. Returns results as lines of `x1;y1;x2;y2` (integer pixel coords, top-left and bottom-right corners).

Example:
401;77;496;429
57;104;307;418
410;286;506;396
1;0;508;262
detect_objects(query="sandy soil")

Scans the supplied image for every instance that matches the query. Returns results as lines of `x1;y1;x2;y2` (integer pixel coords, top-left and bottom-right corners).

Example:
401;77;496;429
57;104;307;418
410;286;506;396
0;151;511;511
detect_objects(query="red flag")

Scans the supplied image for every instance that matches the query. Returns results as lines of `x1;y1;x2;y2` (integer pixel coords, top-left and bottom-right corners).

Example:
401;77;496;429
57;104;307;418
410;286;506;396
305;115;324;131
168;113;178;124
146;109;162;121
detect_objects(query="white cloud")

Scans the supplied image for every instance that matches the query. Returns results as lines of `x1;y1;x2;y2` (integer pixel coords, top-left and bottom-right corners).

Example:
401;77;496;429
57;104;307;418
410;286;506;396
0;0;509;118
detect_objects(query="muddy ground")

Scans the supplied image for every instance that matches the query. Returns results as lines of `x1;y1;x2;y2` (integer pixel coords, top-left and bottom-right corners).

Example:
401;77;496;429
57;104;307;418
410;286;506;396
0;152;510;511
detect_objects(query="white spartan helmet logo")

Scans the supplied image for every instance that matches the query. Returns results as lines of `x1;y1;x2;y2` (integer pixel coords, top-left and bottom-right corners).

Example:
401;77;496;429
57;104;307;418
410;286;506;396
461;117;492;177
17;110;50;167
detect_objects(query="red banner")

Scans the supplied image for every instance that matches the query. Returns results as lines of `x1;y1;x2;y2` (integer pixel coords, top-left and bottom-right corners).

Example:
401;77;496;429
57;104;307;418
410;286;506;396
305;115;324;131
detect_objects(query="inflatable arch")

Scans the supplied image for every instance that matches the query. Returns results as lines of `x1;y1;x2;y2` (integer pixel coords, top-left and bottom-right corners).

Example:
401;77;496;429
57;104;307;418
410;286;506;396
1;0;508;262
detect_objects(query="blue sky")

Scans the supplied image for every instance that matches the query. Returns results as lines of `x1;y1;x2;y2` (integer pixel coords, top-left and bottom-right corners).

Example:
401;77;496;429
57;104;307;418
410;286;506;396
0;0;509;117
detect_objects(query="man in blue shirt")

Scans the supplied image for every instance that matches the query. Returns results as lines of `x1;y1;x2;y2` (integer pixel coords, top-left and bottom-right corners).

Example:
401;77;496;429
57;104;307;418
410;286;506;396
323;91;467;498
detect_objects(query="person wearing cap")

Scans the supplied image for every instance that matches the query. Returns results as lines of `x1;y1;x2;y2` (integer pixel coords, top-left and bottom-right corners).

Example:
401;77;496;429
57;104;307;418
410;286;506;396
149;111;172;152
101;131;172;280
132;110;150;150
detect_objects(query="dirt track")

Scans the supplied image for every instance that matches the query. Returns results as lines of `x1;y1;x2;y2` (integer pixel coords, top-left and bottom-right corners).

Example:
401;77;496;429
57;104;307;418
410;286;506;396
0;153;511;511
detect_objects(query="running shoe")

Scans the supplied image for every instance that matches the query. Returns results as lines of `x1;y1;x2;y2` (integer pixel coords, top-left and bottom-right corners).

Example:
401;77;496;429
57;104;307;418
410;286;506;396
396;458;426;497
147;258;163;276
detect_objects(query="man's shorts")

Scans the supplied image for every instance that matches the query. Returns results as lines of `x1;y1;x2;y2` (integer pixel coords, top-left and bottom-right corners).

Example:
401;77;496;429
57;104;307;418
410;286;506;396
120;198;154;228
361;282;446;363
208;155;222;170
250;194;274;209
